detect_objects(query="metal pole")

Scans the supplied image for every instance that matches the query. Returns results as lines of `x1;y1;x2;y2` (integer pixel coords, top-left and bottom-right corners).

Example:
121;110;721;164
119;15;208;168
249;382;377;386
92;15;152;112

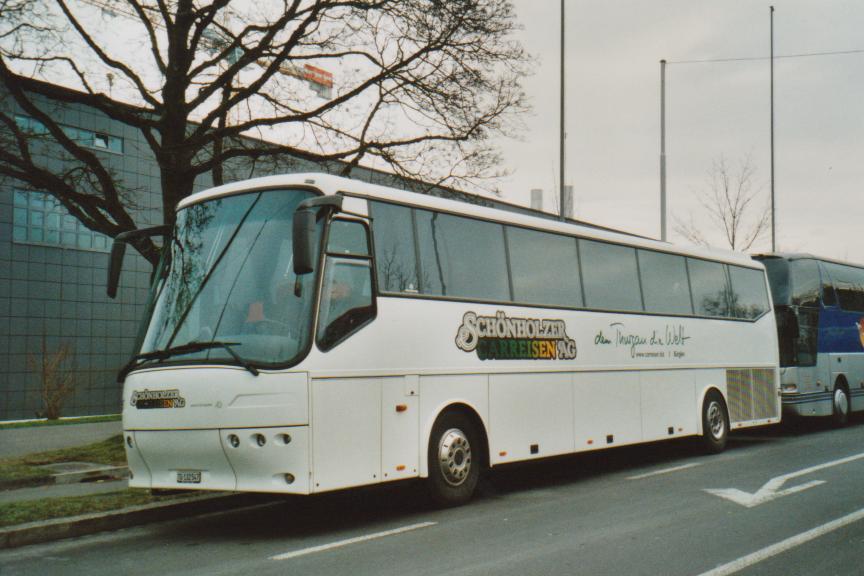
559;0;566;221
660;59;667;241
770;6;776;252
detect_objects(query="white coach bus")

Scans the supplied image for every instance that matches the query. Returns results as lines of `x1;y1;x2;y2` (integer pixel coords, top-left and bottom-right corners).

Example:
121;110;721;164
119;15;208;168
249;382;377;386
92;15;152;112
109;173;780;505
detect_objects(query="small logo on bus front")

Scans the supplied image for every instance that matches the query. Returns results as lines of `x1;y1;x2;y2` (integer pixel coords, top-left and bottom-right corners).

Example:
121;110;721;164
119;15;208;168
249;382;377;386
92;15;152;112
455;311;577;361
130;389;186;409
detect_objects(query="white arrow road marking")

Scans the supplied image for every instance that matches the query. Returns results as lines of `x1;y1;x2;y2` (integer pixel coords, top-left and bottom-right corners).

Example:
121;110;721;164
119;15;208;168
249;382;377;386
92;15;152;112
270;522;436;560
705;451;864;508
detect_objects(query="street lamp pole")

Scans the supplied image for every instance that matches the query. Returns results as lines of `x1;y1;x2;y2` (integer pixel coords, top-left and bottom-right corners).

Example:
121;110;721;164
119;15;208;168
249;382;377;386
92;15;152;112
770;5;776;252
660;59;667;241
559;0;566;221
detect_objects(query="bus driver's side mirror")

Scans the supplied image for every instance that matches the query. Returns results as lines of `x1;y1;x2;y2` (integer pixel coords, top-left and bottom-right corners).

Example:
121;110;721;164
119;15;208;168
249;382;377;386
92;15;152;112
292;195;344;276
293;209;316;275
106;225;170;298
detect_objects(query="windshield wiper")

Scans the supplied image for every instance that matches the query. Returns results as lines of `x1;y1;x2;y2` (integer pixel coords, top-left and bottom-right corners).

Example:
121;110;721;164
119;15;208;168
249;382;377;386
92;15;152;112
118;340;259;382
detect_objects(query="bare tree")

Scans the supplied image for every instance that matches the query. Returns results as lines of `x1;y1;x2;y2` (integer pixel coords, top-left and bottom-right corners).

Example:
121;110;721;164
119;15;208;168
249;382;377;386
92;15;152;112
674;155;770;252
0;0;528;265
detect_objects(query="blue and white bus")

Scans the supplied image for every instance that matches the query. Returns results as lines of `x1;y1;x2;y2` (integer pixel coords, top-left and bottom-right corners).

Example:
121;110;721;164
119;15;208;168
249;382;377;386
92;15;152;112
755;253;864;424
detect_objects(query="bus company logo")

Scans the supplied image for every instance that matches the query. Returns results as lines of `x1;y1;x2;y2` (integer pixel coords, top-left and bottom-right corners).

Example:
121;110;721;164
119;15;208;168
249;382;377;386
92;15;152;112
130;389;186;410
455;311;577;361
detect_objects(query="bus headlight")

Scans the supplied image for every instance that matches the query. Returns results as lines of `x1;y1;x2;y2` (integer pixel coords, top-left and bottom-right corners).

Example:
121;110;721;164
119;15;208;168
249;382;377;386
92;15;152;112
781;383;798;393
228;434;240;448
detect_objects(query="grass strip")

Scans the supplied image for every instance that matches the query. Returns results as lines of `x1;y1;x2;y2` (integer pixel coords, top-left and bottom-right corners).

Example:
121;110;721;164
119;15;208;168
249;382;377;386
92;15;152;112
19;435;127;467
0;489;189;528
0;435;126;488
0;415;120;430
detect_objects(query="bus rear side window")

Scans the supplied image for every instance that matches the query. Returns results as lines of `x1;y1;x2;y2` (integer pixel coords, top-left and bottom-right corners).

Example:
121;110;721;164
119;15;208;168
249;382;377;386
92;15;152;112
507;226;582;308
579;239;642;312
370;202;418;293
638;250;693;315
728;265;770;319
688;258;730;318
822;262;864;312
415;210;510;302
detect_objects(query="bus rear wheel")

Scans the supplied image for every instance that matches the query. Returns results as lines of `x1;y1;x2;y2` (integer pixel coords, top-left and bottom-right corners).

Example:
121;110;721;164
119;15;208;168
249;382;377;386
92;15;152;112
427;411;481;507
700;391;729;454
831;385;850;427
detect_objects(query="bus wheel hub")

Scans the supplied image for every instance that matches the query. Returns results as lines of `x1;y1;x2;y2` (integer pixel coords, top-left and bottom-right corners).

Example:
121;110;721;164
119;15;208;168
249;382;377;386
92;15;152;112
438;429;472;487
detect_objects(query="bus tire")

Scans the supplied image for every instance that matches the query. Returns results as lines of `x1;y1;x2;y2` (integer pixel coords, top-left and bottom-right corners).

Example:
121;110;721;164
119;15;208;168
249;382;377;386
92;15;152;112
427;410;481;507
700;391;729;454
831;384;850;427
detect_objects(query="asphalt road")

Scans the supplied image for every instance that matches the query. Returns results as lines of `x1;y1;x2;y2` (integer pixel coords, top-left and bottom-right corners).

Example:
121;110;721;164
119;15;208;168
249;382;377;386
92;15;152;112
2;416;864;576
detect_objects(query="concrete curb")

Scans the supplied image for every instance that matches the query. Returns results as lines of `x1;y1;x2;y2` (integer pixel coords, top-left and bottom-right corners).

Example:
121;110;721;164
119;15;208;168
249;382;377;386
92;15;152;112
0;466;129;492
53;465;129;485
0;492;274;549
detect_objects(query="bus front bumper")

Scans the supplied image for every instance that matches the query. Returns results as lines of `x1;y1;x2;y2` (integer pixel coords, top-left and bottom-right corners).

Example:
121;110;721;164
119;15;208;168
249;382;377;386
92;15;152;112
781;391;833;417
124;425;310;494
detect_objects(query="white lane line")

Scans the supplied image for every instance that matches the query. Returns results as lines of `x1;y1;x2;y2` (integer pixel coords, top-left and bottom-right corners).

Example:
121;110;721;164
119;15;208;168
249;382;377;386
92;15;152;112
696;507;864;576
626;462;702;480
270;521;437;561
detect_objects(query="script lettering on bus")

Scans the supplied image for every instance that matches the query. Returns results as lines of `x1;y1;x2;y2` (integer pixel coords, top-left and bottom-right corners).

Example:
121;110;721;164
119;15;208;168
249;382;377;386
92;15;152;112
593;322;691;359
455;311;577;361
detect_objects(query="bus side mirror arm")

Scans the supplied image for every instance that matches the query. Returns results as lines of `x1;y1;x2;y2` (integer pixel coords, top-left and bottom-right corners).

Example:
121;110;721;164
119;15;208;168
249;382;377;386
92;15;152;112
107;225;171;299
293;195;343;276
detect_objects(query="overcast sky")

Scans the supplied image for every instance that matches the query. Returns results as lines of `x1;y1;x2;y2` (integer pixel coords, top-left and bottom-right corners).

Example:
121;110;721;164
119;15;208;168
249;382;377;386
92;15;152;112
498;0;864;261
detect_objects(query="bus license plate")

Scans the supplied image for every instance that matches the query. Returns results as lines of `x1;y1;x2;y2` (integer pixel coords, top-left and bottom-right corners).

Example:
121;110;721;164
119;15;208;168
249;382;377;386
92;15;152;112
177;471;202;484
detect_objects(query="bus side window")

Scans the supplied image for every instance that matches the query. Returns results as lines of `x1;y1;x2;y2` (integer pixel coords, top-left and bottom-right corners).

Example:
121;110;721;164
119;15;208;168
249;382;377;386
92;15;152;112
317;220;376;351
819;262;838;307
822;262;864;312
369;201;420;293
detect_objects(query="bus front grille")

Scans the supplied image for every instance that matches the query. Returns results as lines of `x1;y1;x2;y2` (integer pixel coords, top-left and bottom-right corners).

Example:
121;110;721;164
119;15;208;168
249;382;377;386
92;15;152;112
726;368;777;422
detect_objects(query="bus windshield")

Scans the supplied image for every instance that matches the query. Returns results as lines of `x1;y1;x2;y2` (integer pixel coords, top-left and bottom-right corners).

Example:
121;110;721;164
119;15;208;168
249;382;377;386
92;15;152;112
758;256;819;367
139;188;320;367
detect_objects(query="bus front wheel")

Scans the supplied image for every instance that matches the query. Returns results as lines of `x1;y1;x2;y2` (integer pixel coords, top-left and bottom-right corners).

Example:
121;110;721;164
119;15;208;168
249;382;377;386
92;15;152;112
832;385;850;427
701;391;729;454
427;411;481;507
